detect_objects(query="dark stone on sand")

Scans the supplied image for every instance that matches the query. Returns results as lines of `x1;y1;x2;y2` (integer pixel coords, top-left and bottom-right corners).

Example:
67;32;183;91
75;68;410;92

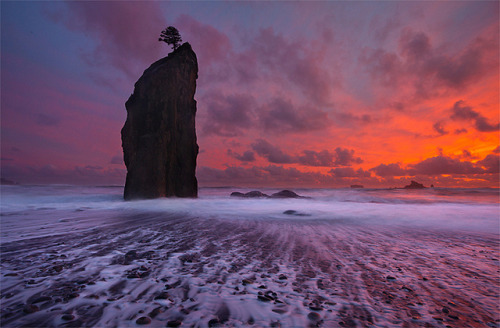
278;274;287;280
167;320;182;327
154;292;169;300
283;210;297;215
442;307;450;314
404;180;426;189
271;190;301;198
308;312;321;322
32;296;52;304
386;276;396;280
258;295;272;302
242;279;253;285
122;42;199;200
272;308;287;314
61;314;75;321
208;318;221;327
23;304;39;314
309;305;323;311
136;316;151;325
215;302;230;323
124;250;138;264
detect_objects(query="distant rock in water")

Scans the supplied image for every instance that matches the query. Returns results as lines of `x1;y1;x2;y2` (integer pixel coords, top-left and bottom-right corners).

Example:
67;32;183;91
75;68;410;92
230;191;269;198
121;43;199;200
404;181;426;189
270;190;302;198
0;178;17;185
230;190;305;198
350;184;364;189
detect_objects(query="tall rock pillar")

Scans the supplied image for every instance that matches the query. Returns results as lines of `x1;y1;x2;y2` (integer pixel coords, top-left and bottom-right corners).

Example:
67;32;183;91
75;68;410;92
121;43;198;200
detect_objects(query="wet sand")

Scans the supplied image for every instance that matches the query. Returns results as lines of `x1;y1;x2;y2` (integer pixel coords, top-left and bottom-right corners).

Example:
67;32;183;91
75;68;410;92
1;212;499;327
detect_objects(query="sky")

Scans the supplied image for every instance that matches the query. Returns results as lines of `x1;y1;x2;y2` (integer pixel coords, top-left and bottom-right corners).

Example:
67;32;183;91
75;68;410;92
1;1;499;188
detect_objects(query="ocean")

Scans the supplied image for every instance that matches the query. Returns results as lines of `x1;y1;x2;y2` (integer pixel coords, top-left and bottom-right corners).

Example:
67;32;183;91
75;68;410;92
1;185;499;327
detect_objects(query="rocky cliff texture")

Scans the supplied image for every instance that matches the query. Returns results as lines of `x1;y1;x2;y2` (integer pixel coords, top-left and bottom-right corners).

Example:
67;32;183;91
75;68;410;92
121;43;198;200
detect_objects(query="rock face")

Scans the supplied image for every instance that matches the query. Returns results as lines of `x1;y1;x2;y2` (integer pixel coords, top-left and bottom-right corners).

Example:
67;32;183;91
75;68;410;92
121;43;198;200
404;180;425;189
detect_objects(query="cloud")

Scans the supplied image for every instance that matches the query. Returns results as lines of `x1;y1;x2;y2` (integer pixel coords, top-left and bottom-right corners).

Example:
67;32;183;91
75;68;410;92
250;139;362;168
371;163;407;177
251;139;294;164
329;167;371;178
258;98;330;134
36;113;61;127
227;149;255;162
408;155;484;175
1;163;125;185
297;150;334;167
249;27;335;105
110;155;123;165
201;92;257;137
477;154;500;173
333;147;363;166
361;28;498;98
450;100;499;132
50;2;165;79
432;121;448;135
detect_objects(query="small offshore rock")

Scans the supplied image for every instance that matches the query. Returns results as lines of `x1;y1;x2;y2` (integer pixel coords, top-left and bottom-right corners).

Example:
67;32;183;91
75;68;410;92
230;192;245;197
404;180;425;189
136;316;151;325
271;190;301;198
244;190;269;198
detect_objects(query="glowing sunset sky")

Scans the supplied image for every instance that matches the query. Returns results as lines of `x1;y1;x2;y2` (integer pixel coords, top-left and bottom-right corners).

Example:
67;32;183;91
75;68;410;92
1;1;499;187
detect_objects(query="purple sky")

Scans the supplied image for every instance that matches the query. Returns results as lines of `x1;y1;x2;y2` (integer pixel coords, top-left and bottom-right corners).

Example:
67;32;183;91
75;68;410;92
1;1;499;187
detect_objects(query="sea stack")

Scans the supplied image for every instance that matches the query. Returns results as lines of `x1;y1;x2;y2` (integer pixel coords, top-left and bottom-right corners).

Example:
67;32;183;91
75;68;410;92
121;43;198;200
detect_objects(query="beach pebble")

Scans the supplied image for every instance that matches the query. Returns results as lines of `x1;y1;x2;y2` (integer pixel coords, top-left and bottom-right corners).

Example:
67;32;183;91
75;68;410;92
61;314;75;321
278;274;287;280
4;273;18;277
32;296;52;304
242;279;253;285
154;292;169;300
208;318;221;327
272;308;287;314
166;319;182;327
23;304;39;314
135;316;151;325
386;276;396;280
308;312;321;322
258;295;272;302
309;305;323;311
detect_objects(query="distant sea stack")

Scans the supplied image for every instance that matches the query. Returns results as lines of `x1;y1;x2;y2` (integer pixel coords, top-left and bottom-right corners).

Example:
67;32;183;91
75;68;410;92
121;43;199;200
404;181;425;189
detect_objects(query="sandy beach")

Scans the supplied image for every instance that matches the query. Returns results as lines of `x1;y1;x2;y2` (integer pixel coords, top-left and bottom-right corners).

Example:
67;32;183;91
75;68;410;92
1;192;499;328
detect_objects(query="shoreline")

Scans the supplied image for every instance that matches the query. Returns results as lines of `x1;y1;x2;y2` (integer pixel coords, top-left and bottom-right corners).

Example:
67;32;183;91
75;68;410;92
1;213;498;327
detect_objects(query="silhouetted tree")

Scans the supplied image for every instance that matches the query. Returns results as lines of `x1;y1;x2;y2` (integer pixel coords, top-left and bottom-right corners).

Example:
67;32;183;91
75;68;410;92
159;26;182;50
